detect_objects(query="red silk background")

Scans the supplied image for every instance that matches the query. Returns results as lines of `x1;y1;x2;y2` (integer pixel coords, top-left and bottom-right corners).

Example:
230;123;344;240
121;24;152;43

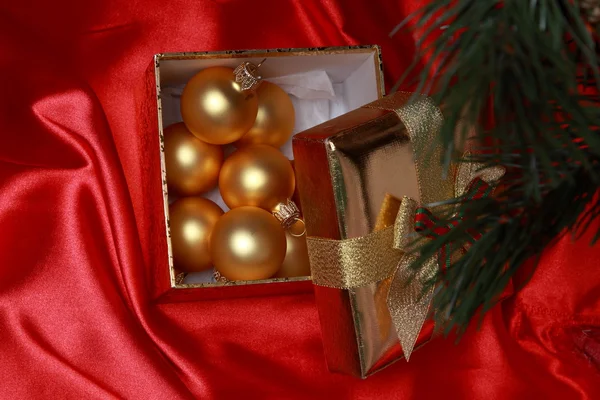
1;0;599;398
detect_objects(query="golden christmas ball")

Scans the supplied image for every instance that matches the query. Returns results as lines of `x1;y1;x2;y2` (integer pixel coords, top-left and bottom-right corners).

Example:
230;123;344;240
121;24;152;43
210;206;286;281
163;122;223;196
275;221;311;278
180;66;258;145
169;197;224;273
234;82;295;148
219;144;295;211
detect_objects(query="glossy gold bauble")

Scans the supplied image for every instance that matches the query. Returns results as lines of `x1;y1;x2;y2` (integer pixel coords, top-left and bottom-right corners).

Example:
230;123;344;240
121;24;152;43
234;82;295;148
219;145;295;211
210;206;286;281
180;67;258;145
163;122;223;195
275;222;311;278
169;197;224;272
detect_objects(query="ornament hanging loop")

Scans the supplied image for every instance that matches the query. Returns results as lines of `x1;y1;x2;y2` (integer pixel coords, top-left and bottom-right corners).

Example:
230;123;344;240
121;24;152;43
288;218;306;238
233;58;267;92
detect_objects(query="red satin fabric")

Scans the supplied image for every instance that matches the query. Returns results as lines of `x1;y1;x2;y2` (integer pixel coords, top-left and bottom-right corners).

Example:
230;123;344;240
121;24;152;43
1;1;599;398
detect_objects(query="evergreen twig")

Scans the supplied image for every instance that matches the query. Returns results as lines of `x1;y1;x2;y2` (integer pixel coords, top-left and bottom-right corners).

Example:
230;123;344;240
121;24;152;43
392;0;600;334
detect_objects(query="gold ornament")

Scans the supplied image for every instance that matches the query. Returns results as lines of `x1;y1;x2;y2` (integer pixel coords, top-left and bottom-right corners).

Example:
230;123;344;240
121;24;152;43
275;220;311;278
180;66;259;145
169;197;224;273
210;206;286;281
234;82;295;148
163;122;223;195
219;144;295;211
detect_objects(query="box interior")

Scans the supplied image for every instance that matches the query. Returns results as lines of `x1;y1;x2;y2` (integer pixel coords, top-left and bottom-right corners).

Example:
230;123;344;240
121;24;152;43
157;49;382;286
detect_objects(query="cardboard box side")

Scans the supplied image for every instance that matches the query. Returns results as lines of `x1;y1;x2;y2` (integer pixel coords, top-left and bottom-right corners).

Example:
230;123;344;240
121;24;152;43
155;279;314;304
313;287;361;376
142;57;172;300
293;136;361;376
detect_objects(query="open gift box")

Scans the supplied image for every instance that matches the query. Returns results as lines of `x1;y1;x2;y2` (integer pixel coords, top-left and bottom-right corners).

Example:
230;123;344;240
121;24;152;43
142;46;385;302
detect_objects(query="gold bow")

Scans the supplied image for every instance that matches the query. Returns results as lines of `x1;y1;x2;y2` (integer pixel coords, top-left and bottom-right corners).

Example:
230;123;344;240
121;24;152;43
306;195;434;361
307;154;505;361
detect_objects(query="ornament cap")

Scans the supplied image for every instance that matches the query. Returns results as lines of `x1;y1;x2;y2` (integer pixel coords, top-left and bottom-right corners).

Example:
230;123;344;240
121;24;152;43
272;199;306;236
233;59;266;92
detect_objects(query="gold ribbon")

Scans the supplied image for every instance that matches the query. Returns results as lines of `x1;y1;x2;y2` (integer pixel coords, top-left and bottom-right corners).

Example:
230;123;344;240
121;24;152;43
307;195;436;361
306;92;505;361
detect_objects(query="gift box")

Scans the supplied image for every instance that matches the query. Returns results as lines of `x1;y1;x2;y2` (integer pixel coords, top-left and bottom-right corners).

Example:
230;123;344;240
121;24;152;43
292;91;507;378
141;46;385;302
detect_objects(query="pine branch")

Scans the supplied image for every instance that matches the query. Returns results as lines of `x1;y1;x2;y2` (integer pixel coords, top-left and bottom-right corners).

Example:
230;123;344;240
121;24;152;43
392;0;600;333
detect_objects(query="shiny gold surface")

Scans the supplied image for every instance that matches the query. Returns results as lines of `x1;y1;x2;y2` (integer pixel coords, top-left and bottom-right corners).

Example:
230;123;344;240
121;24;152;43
234;82;295;148
169;197;224;272
364;93;449;206
293;92;452;377
329;93;450;372
210;206;286;281
163;122;223;195
297;109;417;376
180;66;258;145
275;221;311;278
307;195;436;362
219;145;295;211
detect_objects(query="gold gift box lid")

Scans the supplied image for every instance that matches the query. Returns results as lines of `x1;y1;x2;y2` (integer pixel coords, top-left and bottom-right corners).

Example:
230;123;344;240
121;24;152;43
292;92;451;378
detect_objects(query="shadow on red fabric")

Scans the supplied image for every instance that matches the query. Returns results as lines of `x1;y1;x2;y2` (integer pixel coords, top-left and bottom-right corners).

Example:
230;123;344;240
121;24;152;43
1;1;599;399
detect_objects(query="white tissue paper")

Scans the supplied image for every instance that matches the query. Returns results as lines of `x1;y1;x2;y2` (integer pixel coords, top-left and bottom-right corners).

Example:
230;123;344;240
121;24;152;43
265;71;335;100
182;268;216;284
160;71;345;284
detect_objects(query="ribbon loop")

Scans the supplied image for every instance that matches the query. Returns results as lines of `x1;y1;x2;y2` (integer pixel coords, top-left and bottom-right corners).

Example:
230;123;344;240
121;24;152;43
393;196;418;251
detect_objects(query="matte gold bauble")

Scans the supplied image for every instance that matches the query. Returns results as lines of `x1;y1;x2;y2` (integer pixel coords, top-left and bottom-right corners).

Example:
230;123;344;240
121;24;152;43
219;145;295;211
234;82;295;148
210;206;286;281
275;222;311;278
169;197;224;272
163;122;223;195
180;67;258;145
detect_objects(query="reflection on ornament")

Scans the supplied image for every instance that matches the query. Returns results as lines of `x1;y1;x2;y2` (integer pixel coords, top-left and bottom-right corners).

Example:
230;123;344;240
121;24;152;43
210;206;286;281
163;122;223;195
169;197;224;272
275;220;311;278
219;145;295;211
235;82;295;148
180;66;258;145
